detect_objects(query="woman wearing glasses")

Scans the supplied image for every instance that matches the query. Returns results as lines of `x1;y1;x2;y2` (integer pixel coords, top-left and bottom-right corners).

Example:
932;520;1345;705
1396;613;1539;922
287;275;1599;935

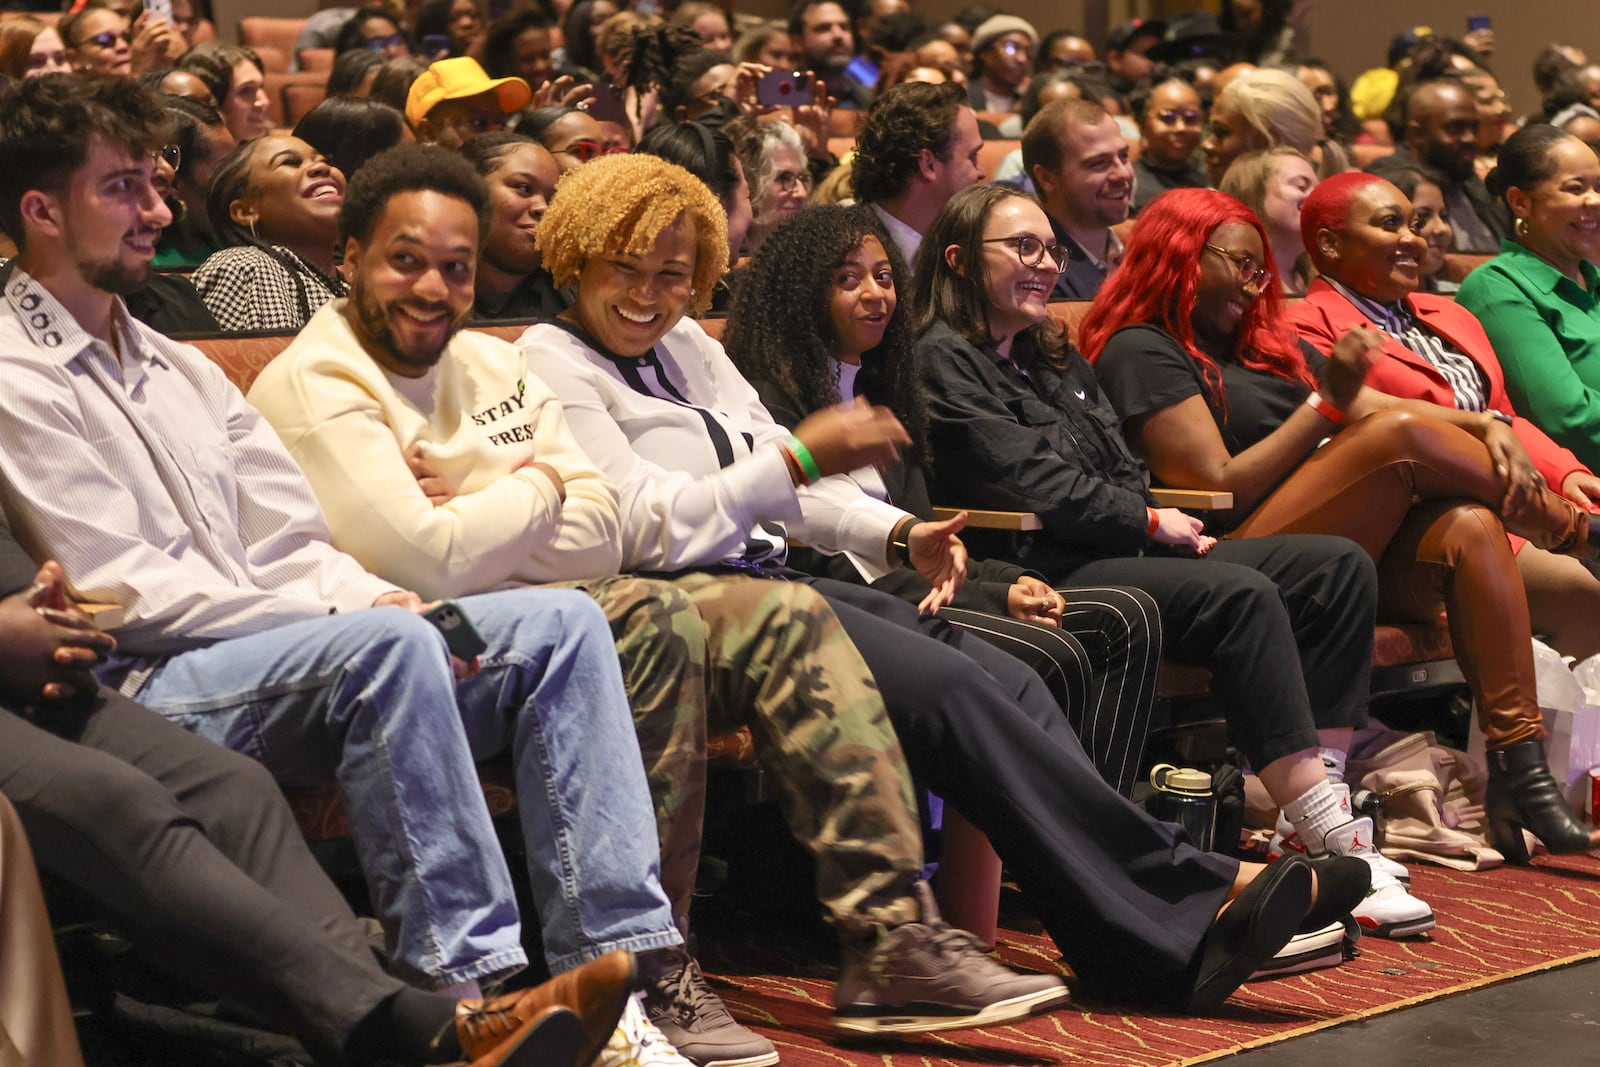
727;117;810;260
518;105;626;174
1084;185;1600;864
1130;77;1208;214
914;184;1437;939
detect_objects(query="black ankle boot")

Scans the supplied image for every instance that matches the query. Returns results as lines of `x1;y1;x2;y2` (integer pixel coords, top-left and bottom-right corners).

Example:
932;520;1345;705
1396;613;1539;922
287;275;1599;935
1485;739;1598;863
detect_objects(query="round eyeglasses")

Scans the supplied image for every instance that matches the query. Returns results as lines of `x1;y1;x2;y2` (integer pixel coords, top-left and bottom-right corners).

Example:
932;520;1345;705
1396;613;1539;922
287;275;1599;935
1203;243;1270;290
982;234;1069;273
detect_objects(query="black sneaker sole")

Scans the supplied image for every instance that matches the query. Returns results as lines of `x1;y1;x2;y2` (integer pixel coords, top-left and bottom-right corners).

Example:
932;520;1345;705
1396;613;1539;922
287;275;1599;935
832;982;1071;1035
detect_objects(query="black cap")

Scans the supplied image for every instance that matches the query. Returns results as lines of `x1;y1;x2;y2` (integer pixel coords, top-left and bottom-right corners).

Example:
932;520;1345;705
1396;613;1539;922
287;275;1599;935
1106;18;1167;55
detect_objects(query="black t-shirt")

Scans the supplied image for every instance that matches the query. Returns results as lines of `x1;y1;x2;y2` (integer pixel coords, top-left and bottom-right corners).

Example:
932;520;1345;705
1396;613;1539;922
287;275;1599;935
1095;323;1327;454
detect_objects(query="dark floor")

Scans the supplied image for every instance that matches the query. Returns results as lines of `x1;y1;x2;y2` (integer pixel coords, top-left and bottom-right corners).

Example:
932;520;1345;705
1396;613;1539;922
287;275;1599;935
1220;956;1600;1064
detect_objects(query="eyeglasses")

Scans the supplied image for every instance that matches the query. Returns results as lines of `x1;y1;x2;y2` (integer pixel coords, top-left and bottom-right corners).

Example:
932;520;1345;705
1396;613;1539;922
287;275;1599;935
153;143;182;170
365;33;408;51
561;139;627;163
982;234;1069;273
773;169;812;192
79;30;132;48
1154;108;1203;126
1204;243;1270;290
998;39;1033;58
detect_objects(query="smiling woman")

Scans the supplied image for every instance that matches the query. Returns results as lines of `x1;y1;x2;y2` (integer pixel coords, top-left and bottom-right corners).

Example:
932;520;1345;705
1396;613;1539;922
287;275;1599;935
192;135;350;331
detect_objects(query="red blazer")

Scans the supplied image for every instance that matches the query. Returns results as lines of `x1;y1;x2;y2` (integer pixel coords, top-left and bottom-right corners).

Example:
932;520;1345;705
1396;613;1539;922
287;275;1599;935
1289;278;1590;490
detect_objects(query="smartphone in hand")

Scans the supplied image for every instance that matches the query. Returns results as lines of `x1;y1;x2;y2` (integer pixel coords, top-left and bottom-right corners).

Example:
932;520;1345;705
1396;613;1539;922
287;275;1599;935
424;600;488;661
757;69;813;107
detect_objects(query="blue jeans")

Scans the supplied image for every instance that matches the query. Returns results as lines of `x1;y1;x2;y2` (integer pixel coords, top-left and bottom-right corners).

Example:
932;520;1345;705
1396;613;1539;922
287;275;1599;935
126;587;679;984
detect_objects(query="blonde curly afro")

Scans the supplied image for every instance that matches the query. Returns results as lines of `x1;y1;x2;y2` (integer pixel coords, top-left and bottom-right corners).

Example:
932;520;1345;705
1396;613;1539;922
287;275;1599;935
539;152;729;316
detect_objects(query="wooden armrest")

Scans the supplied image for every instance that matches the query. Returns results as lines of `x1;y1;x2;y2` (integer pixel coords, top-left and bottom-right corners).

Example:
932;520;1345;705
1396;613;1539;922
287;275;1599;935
77;602;124;628
1150;488;1233;510
932;506;1043;531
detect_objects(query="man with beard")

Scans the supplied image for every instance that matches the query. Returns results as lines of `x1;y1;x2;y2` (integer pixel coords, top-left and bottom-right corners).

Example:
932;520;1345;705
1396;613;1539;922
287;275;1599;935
788;0;863;108
248;141;1070;1060
0;73;697;1059
1369;79;1511;252
1020;97;1135;299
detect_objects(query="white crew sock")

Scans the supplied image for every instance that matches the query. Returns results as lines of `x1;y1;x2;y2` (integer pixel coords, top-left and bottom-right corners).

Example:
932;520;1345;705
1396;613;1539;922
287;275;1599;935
1319;747;1348;783
1281;779;1345;855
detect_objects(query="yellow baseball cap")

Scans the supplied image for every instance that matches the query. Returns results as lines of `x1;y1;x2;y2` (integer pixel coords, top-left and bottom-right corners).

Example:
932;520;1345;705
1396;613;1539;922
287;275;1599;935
405;57;533;128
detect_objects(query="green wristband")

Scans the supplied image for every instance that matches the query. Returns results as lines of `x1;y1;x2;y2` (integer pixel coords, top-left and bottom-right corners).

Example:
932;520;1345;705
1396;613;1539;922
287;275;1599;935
786;435;823;485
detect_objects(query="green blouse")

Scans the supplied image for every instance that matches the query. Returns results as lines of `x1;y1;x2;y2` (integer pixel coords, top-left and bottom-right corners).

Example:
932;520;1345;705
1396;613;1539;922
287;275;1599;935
1456;239;1600;470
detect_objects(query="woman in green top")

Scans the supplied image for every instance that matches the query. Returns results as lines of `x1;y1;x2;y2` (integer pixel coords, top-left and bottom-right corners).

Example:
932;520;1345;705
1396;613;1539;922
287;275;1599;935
1457;125;1600;470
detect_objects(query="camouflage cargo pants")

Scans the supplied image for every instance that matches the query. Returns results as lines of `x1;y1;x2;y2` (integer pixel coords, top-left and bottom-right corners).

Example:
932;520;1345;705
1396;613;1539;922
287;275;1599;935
564;572;923;938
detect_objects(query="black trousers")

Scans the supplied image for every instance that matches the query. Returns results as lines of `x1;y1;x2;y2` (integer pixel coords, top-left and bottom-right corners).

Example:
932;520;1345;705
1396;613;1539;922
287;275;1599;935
802;578;1236;1004
0;691;406;1065
939;585;1162;797
1056;535;1378;771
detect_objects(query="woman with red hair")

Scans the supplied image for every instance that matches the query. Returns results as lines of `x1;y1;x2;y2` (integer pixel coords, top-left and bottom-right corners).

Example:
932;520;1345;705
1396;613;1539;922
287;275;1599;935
1085;182;1600;867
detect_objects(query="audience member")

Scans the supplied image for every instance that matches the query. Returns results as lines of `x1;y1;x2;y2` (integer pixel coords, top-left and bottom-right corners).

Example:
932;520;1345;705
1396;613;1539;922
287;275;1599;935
370;54;429;111
524;150;1362;1017
334;6;413;61
0;544;632;1067
989;68;1118;180
406;56;530;148
967;14;1036;115
1218;146;1318;294
520;103;624;172
63;3;178;77
1130;75;1207;211
1295;59;1362;147
1533;42;1588;98
152;95;234;268
911;183;1402;938
1295;172;1600;671
731;19;794;70
558;0;616;82
852;80;983;270
1369;79;1511;252
667;2;732;54
328;46;386;96
150;65;217;106
1220;0;1302;67
658;47;739;124
727;116;809;258
173;42;270;142
461;130;567;319
483;5;557;85
633;121;752;300
413;0;486;61
1459;124;1600;470
0;17;68;80
1202;67;1343;187
0;71;683;1028
1021;97;1132;299
1384;164;1457;293
295;96;412;184
726;204;1164;793
1103;17;1164;101
789;0;861;108
1037;29;1095;72
195;135;348;331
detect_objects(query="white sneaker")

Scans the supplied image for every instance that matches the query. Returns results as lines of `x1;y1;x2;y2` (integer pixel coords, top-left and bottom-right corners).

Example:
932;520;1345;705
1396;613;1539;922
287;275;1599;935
1248;920;1346;980
1272;783;1411;885
595;993;695;1067
1320;817;1436;938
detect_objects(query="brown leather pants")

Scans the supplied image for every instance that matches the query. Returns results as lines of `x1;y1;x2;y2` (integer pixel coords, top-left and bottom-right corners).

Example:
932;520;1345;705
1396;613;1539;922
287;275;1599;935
1229;410;1590;747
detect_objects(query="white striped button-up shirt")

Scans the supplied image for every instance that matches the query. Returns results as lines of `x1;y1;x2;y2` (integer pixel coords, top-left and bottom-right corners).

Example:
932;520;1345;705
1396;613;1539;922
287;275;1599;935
0;266;397;682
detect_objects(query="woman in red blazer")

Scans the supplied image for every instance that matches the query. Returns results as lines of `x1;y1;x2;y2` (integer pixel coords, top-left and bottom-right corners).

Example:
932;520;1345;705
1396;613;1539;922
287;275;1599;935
1085;179;1600;864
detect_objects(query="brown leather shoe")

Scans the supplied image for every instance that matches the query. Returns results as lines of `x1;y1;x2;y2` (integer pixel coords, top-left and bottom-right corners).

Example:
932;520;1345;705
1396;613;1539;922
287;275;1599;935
457;950;637;1067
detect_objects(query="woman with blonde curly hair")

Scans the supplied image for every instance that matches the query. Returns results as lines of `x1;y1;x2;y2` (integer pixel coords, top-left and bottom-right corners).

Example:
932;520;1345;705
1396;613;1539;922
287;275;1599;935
1202;67;1349;186
520;152;1366;1021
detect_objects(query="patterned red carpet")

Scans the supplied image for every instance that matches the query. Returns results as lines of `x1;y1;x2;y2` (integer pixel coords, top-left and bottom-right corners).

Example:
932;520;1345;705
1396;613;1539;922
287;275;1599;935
696;853;1600;1066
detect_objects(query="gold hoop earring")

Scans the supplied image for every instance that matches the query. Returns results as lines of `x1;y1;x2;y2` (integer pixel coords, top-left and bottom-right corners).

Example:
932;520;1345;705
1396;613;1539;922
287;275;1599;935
1515;216;1530;237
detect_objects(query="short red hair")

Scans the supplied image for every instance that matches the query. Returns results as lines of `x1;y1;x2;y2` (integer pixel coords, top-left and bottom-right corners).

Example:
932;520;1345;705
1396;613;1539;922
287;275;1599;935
1299;171;1386;272
1081;187;1312;397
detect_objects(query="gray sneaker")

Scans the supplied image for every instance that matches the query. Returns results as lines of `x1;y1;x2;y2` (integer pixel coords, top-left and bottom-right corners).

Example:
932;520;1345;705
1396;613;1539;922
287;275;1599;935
832;883;1070;1035
639;948;779;1067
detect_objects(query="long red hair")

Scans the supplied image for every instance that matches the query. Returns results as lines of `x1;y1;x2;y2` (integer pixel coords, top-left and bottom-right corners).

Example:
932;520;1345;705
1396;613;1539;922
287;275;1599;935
1080;188;1314;401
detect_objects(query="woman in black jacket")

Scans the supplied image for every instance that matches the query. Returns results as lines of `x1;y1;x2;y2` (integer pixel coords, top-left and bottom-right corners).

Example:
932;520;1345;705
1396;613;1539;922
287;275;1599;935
724;204;1162;795
911;183;1436;940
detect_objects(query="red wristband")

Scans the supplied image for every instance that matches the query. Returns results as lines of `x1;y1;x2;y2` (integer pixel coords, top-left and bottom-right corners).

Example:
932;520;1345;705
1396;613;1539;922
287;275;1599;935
1146;507;1160;536
1306;391;1347;425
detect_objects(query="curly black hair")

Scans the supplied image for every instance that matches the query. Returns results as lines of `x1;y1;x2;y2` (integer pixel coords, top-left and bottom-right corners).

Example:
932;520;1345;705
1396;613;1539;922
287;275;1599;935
724;204;928;454
852;80;966;206
338;142;490;246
